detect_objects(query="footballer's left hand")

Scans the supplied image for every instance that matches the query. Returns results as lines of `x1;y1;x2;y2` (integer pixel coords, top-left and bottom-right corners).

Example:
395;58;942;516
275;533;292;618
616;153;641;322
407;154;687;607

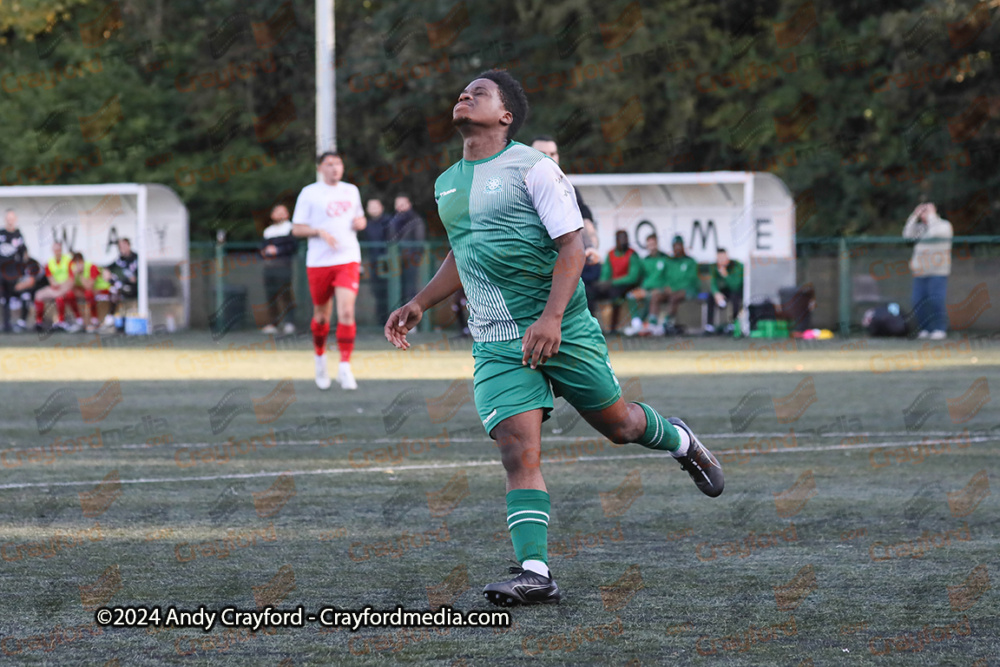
385;301;423;350
522;314;562;369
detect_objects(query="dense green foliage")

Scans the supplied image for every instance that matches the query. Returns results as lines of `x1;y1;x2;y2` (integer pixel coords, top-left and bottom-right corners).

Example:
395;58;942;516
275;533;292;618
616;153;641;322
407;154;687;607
2;0;997;240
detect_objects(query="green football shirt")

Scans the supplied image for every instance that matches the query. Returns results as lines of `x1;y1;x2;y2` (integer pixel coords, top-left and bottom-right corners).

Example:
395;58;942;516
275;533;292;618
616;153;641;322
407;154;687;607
666;255;701;294
640;252;670;290
434;141;587;343
710;259;744;293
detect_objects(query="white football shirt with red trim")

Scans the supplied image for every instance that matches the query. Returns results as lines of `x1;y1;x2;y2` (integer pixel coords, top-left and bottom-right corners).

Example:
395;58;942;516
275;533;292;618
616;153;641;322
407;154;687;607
292;181;364;267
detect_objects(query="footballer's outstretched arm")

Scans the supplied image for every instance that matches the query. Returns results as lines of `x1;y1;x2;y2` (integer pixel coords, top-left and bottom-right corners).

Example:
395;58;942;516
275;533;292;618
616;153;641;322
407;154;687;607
385;250;462;350
522;229;585;368
293;223;338;249
291;223;315;237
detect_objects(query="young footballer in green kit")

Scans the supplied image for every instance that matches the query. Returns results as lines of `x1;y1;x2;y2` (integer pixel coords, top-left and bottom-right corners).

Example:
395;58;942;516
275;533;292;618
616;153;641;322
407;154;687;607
662;235;701;334
384;70;724;607
624;232;671;336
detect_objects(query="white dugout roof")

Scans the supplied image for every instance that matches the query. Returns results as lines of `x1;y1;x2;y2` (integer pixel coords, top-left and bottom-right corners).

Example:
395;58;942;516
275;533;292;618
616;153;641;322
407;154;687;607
0;183;190;328
568;171;797;312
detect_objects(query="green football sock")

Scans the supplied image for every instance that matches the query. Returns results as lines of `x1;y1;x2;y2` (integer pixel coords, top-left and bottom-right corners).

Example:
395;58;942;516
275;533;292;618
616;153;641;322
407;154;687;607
634;402;681;451
506;489;550;564
624;296;645;321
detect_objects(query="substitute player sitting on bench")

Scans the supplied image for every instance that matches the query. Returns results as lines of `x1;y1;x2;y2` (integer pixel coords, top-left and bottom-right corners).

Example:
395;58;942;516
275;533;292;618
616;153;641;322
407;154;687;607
596;230;641;334
101;238;139;332
33;241;79;332
623;232;670;336
705;247;743;334
69;252;112;333
662;235;700;334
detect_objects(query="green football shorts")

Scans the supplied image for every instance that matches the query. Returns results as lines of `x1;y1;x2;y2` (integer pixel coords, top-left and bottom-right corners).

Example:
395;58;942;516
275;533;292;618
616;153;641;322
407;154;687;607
471;312;623;437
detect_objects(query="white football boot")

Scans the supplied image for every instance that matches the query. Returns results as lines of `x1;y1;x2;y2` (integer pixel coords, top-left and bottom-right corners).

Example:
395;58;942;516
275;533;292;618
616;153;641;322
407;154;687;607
338;361;357;390
315;354;331;390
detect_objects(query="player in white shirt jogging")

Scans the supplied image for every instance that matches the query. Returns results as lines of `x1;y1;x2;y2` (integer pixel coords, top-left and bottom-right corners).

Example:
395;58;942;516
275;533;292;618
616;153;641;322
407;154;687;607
292;152;367;390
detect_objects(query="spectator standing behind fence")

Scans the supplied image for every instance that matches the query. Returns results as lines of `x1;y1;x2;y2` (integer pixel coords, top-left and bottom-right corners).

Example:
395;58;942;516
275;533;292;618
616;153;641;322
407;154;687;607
364;198;393;325
387;194;426;305
705;248;743;335
530;135;602;313
0;209;28;333
903;201;952;340
597;230;641;334
259;204;298;335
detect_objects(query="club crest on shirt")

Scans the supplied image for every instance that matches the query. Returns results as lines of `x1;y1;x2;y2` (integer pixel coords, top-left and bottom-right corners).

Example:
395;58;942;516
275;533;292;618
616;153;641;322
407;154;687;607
326;200;353;217
484;177;503;194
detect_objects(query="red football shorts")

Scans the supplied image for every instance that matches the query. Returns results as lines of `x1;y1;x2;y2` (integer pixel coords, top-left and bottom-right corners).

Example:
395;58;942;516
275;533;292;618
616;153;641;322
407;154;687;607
308;262;360;305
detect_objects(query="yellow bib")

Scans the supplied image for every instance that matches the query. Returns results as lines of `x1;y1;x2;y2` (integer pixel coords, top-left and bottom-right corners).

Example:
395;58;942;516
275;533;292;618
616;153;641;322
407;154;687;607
47;255;71;283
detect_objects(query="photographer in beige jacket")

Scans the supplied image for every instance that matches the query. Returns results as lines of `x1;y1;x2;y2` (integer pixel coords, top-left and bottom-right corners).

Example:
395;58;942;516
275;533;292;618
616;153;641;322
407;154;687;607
902;202;952;339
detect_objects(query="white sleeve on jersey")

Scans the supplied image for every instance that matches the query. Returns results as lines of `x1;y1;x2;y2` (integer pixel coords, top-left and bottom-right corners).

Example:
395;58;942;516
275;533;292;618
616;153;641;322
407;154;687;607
291;186;313;225
524;158;584;240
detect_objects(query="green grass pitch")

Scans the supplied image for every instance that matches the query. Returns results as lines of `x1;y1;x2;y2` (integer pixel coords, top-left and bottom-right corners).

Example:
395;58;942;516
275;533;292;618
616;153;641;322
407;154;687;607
0;331;997;665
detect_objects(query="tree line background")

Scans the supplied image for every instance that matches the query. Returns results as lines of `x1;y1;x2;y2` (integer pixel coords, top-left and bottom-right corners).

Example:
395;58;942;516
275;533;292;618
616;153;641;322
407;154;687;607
1;0;997;242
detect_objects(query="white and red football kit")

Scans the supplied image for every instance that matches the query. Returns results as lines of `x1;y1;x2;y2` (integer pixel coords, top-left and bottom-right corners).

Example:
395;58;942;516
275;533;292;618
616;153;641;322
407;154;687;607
292;179;364;362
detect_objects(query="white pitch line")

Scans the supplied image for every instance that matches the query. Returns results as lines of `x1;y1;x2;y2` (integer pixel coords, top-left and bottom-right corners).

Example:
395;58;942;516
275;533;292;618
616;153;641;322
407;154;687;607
0;436;996;490
67;429;1000;451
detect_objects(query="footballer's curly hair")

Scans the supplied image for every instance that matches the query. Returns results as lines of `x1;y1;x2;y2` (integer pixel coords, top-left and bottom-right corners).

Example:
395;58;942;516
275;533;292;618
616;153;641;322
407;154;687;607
477;69;529;141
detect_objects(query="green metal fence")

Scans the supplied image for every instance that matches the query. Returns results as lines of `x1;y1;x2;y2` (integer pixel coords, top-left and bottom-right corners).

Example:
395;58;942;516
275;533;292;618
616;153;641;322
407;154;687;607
186;237;1000;336
795;236;1000;336
188;240;452;333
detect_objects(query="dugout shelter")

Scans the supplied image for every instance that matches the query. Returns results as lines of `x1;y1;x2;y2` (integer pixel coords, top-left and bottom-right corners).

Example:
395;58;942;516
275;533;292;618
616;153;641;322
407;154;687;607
0;183;190;329
568;171;797;331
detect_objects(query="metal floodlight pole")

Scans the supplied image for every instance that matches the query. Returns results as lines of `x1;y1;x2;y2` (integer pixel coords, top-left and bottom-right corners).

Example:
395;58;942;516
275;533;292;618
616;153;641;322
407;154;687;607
316;0;336;157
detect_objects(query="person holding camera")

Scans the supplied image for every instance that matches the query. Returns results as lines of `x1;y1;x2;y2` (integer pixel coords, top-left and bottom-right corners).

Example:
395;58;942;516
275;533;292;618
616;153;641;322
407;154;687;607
903;202;952;340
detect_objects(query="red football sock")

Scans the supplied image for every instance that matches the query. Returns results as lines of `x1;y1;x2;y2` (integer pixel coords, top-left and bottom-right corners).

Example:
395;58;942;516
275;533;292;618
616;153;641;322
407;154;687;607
55;297;66;322
67;296;81;319
35;301;45;323
311;319;330;356
337;323;356;363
